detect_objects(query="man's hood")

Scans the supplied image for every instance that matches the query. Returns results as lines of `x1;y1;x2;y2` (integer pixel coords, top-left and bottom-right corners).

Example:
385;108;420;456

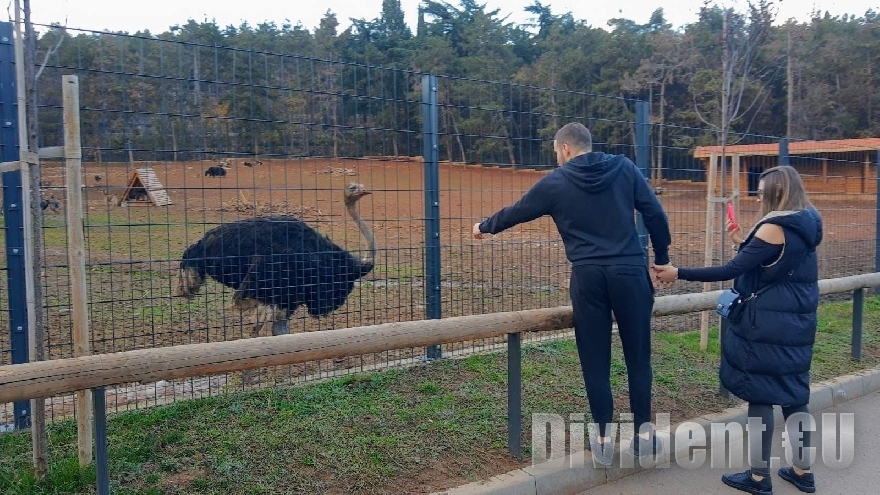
556;152;628;193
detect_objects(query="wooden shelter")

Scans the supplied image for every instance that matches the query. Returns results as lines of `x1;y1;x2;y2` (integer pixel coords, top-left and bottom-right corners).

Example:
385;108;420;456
694;138;880;198
120;168;172;206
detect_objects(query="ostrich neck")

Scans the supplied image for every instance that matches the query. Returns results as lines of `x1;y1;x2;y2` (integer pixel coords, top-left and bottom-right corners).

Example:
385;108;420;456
346;202;377;267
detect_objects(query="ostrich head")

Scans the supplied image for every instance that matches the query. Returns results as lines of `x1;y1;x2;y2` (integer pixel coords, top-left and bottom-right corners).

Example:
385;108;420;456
342;183;377;273
343;182;371;205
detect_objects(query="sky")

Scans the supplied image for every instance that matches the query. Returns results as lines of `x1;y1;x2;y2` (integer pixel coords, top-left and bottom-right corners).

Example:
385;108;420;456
20;0;880;35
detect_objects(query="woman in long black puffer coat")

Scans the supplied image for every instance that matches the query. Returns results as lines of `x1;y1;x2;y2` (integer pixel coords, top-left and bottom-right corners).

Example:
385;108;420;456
655;165;823;495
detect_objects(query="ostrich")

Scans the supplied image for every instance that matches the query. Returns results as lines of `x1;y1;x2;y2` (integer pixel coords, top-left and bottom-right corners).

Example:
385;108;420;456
175;183;376;337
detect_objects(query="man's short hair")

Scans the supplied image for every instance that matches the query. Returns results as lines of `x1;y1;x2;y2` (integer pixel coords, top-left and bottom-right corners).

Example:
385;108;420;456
554;123;592;152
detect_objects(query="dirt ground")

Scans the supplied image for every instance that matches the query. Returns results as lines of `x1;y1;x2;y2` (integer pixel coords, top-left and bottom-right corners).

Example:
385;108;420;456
1;156;876;423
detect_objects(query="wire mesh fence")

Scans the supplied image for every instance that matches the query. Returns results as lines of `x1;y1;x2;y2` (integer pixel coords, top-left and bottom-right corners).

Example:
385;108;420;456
1;25;877;426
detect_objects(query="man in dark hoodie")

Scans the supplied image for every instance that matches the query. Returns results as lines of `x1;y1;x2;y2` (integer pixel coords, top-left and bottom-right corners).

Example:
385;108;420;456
473;122;671;466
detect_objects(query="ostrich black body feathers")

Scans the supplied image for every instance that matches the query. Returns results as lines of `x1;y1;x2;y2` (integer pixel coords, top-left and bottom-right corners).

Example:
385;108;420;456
179;215;374;317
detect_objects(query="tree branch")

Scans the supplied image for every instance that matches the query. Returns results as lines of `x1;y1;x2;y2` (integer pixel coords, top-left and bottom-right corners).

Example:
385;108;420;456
34;21;67;81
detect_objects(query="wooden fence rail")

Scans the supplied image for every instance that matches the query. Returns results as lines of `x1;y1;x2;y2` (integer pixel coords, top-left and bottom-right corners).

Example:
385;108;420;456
1;272;878;404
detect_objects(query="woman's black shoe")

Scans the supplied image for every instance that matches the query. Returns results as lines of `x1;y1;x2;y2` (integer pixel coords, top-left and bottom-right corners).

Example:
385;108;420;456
721;470;773;494
778;467;816;493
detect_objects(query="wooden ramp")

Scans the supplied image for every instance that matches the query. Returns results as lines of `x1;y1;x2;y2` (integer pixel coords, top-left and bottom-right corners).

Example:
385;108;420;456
120;168;172;206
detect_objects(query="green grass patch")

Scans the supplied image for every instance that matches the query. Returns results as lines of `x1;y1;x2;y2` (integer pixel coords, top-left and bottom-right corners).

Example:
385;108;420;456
1;297;878;494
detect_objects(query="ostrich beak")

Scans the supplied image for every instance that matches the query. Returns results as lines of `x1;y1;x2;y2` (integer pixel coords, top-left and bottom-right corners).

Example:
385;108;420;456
357;190;372;197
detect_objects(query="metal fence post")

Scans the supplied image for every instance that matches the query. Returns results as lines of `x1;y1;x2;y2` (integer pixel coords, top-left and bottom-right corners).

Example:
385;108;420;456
779;138;790;166
0;21;30;430
635;100;650;264
92;387;110;495
875;149;880;296
852;288;864;361
507;332;522;458
422;74;442;360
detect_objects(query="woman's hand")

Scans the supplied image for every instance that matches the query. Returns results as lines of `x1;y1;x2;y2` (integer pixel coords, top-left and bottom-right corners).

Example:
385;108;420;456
652;264;678;285
726;220;744;245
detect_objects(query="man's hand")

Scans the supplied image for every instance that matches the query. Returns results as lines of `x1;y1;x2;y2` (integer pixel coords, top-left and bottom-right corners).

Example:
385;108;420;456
652;264;678;288
473;223;484;239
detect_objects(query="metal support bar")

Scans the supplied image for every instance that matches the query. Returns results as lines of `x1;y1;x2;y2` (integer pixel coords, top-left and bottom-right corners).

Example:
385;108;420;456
0;161;21;172
507;332;522;459
38;145;64;159
92;387;109;495
635;100;650;265
0;21;30;429
875;149;880;296
779;138;790;166
422;74;442;360
852;288;864;361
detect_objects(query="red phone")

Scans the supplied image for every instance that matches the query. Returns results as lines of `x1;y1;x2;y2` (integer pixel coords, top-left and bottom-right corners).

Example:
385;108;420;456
726;203;739;230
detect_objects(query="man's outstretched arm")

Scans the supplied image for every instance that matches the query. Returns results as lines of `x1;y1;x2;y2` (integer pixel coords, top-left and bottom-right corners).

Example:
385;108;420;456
477;177;554;236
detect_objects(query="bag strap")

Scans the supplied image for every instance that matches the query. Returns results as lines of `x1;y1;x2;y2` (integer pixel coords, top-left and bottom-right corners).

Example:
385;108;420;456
746;269;794;300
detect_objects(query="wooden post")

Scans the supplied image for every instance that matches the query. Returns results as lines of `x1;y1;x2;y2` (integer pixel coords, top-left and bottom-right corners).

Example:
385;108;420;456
13;0;47;475
701;152;719;350
63;75;93;466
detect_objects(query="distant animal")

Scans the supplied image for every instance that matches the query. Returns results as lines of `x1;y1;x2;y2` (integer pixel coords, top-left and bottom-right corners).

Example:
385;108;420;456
94;175;102;182
175;183;377;337
205;166;227;177
128;189;149;202
243;160;263;167
653;186;665;195
40;194;60;213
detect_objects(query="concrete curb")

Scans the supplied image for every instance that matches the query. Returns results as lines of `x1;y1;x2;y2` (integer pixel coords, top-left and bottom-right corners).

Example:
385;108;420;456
432;365;880;495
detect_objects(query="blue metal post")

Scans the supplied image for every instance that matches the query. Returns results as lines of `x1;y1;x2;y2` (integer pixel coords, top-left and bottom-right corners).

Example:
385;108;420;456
875;149;880;296
422;75;442;360
779;138;790;166
852;289;864;361
635;100;650;264
0;21;30;430
93;387;110;495
507;332;522;458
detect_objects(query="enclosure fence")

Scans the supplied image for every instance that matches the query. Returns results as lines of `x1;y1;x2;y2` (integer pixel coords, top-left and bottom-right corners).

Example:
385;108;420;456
1;24;878;430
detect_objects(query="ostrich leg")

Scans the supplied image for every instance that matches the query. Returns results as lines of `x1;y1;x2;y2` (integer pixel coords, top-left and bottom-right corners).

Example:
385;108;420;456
270;309;291;336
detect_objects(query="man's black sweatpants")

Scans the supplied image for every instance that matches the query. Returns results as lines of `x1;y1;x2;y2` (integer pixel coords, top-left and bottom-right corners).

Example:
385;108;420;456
569;263;655;438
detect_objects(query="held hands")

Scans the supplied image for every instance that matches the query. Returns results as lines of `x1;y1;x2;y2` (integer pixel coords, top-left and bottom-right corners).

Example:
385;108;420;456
473;223;484;239
651;263;678;289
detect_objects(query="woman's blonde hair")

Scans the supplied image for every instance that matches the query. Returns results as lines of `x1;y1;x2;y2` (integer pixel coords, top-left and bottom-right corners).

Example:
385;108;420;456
759;165;812;217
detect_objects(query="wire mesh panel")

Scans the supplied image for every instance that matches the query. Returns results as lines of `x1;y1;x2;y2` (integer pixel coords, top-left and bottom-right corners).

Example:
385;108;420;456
432;75;648;355
30;26;432;418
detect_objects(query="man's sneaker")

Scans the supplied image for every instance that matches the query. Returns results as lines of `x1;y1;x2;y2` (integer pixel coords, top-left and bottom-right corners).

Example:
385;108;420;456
585;431;614;467
721;470;773;495
778;467;816;493
625;431;664;459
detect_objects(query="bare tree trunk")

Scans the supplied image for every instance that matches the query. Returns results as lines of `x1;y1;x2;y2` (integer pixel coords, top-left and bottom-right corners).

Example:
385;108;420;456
787;27;793;138
22;0;47;478
507;137;516;166
441;108;452;161
449;111;466;163
171;120;178;162
719;10;731;267
655;79;667;181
